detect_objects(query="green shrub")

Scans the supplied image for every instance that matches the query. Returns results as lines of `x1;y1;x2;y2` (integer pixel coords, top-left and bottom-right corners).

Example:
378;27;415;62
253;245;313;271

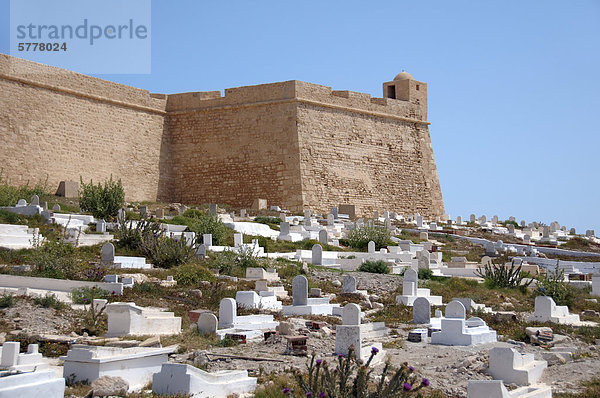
71;286;111;304
0;209;26;224
254;216;282;225
346;226;390;251
503;220;519;228
275;258;303;279
210;247;261;277
217;335;239;347
300;239;321;250
125;211;141;220
171;212;229;246
28;240;80;280
0;294;17;308
79;176;125;220
173;263;216;286
535;265;574;307
117;218;160;251
117;218;194;268
418;268;434;280
182;209;204;218
476;259;533;289
358;260;390;274
34;293;67;310
211;251;238;276
0;171;48;207
139;233;196;269
132;282;160;294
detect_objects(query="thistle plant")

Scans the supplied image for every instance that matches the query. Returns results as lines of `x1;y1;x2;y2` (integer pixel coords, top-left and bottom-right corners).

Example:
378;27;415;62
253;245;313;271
286;346;429;398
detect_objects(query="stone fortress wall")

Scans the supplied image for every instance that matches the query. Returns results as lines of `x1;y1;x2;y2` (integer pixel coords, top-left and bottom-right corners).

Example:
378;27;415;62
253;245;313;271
0;54;444;217
0;54;172;202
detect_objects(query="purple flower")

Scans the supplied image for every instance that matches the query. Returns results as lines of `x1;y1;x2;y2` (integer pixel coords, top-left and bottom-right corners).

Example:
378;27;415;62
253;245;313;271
422;378;430;387
409;365;415;372
403;383;412;391
319;393;326;398
371;346;379;354
338;353;344;358
306;393;312;397
282;387;290;394
316;359;322;366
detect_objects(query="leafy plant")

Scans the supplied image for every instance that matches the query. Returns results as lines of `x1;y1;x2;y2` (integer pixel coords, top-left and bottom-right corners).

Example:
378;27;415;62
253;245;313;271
139;232;196;269
418;268;433;280
71;286;111;304
117;218;160;251
476;259;533;289
173;263;216;286
288;347;429;398
0;294;17;308
254;216;282;225
28;239;81;280
79;175;125;220
210;246;262;276
117;218;195;268
0;170;48;207
33;293;67;310
347;226;390;251
358;260;390;274
217;335;239;347
0;209;26;224
535;264;574;307
172;210;229;246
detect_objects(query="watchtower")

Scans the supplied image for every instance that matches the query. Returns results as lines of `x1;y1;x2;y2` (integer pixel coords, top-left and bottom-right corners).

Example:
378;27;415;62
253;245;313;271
382;71;427;119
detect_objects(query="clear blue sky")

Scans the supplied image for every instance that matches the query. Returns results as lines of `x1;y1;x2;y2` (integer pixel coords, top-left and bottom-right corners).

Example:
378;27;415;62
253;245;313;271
1;1;599;233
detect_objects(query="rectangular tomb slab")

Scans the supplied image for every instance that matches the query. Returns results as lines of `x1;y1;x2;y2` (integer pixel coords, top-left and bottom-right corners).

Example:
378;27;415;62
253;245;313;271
61;345;177;391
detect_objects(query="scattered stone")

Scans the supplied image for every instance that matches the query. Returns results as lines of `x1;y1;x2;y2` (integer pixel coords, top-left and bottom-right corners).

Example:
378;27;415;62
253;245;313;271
276;322;296;336
581;310;600;317
492;311;517;323
105;340;140;348
91;376;129;397
139;336;162;348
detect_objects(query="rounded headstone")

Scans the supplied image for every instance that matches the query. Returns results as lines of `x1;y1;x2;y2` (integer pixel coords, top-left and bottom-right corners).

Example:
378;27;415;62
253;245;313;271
445;300;466;319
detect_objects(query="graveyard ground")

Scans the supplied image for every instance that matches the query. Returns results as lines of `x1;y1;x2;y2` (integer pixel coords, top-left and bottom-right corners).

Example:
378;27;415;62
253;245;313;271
1;192;600;397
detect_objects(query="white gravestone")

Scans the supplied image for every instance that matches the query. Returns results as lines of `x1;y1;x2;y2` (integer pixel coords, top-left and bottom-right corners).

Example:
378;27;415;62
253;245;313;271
319;229;328;245
413;297;431;324
292;275;308;306
197;313;218;335
343;275;357;293
101;242;115;263
367;240;376;253
311;244;323;265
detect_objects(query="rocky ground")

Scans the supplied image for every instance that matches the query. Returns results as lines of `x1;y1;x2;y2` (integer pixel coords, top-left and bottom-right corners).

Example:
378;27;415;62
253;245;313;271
0;299;80;337
170;312;600;397
2;271;599;397
310;269;404;297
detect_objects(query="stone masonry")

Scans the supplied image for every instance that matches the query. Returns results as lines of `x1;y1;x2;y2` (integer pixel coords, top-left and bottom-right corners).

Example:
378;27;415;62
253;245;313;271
0;54;444;217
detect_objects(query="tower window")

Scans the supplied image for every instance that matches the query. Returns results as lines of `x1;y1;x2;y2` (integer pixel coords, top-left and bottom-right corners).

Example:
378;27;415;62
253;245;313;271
387;86;396;99
416;84;420;91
